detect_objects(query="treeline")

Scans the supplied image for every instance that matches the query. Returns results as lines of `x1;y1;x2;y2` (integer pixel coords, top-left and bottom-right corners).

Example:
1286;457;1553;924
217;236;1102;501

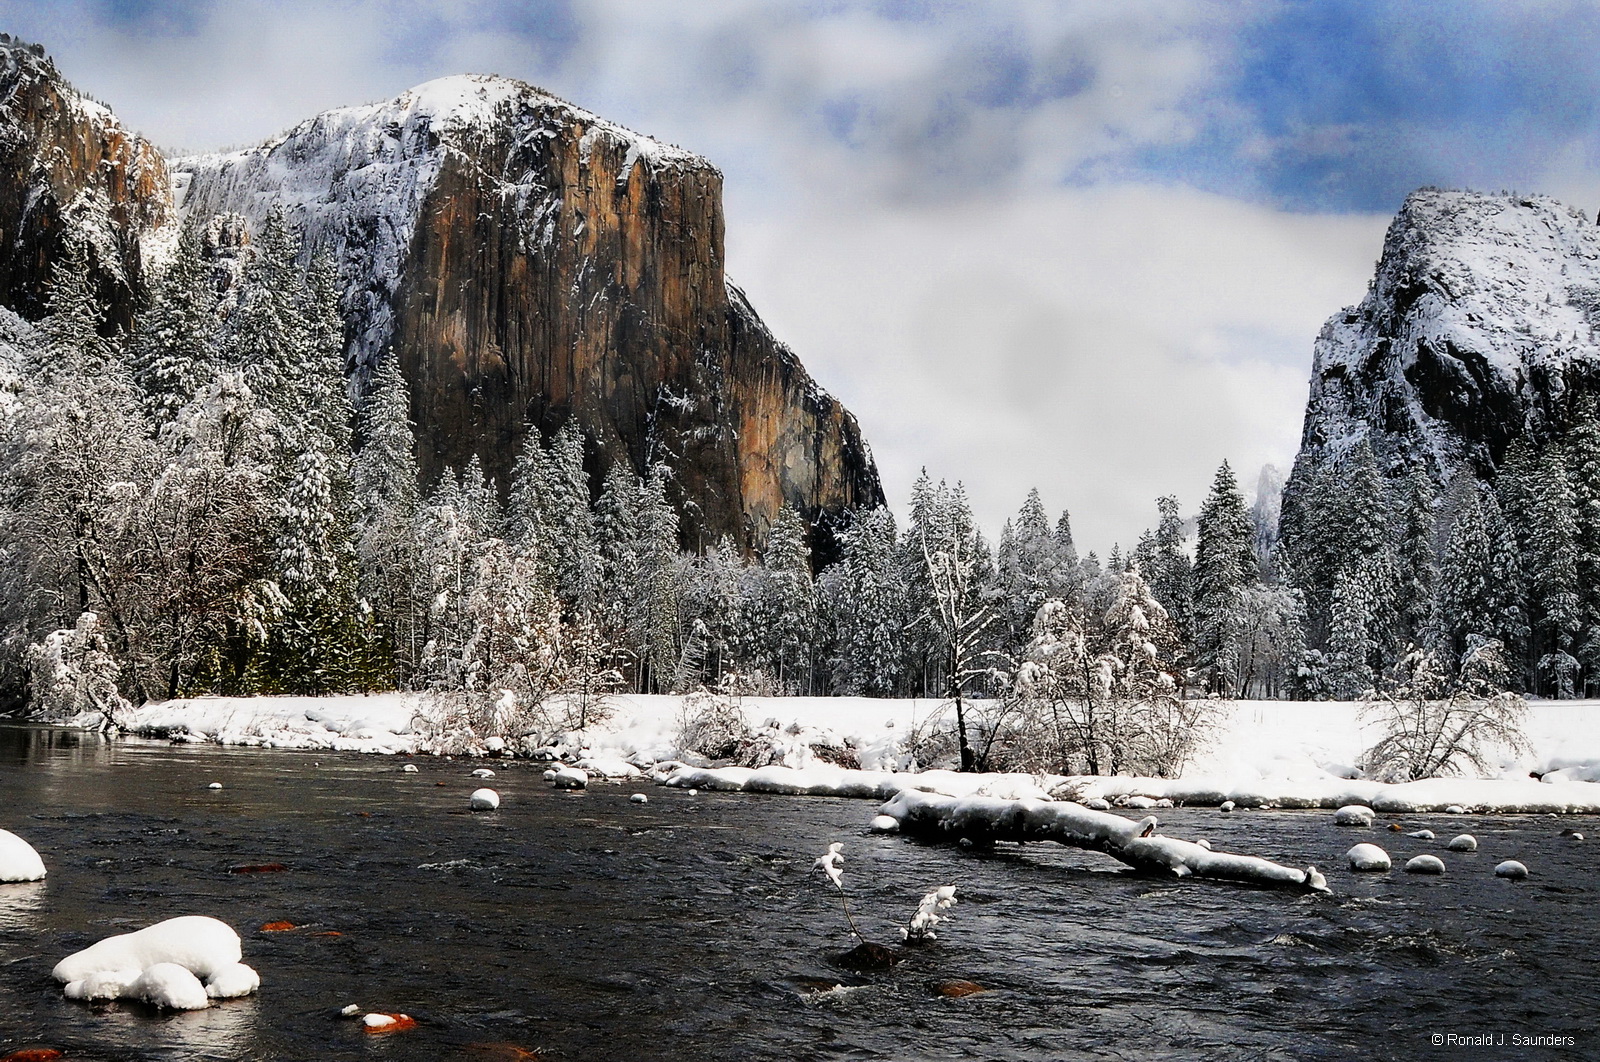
3;209;1587;715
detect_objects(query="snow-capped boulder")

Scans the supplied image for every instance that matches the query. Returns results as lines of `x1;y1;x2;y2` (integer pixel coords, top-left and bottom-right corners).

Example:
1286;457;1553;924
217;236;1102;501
54;916;257;1007
629;793;648;804
1334;805;1375;827
1084;798;1113;811
1347;843;1392;872
1407;829;1435;840
1446;805;1467;815
402;764;419;773
1404;855;1446;875
0;827;47;882
1494;860;1530;880
1447;834;1477;852
1219;800;1235;813
471;768;495;779
469;788;499;810
548;767;588;790
869;815;900;833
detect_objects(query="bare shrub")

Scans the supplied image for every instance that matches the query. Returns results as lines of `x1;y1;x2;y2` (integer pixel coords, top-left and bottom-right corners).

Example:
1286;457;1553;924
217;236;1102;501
675;690;751;760
1361;640;1530;782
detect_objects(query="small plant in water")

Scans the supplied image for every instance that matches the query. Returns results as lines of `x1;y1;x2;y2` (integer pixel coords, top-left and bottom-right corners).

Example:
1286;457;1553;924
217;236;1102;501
813;842;864;941
902;885;958;943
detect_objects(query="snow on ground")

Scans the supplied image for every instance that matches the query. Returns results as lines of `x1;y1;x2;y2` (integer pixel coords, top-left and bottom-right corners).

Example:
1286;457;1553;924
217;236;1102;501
54;915;259;1009
65;694;1600;814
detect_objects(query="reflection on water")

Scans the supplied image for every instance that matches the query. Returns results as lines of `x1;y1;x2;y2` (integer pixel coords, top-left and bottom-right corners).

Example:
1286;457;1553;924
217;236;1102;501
0;879;45;932
0;723;1596;1061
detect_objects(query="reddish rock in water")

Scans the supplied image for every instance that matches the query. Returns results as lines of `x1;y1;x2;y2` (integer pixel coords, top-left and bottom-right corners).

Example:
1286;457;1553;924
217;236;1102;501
229;862;288;874
361;1013;418;1035
259;921;297;932
1;1049;66;1062
933;980;989;998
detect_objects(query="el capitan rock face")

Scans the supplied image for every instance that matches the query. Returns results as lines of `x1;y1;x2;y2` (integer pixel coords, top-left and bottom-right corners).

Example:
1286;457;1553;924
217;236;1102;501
0;37;168;329
172;75;882;549
1285;188;1600;494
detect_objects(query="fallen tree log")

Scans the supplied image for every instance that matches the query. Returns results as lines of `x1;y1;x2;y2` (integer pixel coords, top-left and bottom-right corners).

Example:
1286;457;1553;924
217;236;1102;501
879;789;1328;892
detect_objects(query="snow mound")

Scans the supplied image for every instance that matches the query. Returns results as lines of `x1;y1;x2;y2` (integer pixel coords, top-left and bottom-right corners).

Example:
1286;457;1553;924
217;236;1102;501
1405;855;1446;875
1407;829;1435;839
1447;834;1477;851
546;767;588;789
1334;805;1375;826
471;768;495;779
54;916;257;1008
0;828;46;882
1495;860;1530;880
1347;843;1392;872
869;815;900;833
629;793;648;804
469;788;499;810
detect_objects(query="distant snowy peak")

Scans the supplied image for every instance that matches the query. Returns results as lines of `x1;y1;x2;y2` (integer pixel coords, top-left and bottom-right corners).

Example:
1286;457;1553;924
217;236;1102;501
1293;188;1600;483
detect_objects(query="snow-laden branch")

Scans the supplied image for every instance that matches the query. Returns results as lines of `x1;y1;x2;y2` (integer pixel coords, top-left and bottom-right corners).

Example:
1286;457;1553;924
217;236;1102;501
878;789;1329;892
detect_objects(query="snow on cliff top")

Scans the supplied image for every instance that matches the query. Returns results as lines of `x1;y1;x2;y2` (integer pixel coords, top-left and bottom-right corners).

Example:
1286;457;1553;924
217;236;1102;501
1309;188;1600;467
171;73;703;373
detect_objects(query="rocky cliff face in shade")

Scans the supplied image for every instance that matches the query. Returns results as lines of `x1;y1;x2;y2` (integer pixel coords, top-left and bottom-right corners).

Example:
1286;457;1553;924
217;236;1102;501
0;38;168;328
173;75;883;549
1286;188;1600;495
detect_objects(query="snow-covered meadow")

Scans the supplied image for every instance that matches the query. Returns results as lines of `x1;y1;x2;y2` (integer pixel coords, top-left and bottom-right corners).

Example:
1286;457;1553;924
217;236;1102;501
70;693;1600;814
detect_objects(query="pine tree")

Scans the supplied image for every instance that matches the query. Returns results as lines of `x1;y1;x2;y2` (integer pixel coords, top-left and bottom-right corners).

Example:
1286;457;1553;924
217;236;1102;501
593;459;641;677
130;218;217;422
991;489;1078;662
1327;564;1376;699
1139;494;1194;645
1438;484;1495;659
542;421;600;617
1525;446;1582;696
353;353;423;685
1395;467;1438;651
1192;462;1255;695
744;505;816;693
819;506;907;696
633;464;680;692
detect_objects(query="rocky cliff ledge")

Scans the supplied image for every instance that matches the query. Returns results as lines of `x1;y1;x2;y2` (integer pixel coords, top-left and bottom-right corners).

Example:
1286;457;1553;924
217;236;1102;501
174;75;883;549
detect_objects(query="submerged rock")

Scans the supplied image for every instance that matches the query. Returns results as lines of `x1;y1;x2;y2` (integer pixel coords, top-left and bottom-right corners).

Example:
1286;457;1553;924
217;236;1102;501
833;942;900;972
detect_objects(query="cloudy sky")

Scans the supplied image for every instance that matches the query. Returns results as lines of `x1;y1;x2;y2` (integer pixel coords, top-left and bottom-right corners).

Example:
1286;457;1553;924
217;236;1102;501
8;0;1600;552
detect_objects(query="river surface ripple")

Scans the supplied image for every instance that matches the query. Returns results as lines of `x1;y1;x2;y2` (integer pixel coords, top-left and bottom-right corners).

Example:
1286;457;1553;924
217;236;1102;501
0;725;1595;1061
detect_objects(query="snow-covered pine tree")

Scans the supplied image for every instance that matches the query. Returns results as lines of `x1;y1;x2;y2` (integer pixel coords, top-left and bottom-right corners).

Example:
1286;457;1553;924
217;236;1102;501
991;489;1080;663
1395;467;1439;652
459;455;504;542
1192;462;1255;695
1482;488;1530;679
1563;400;1600;693
353;353;423;686
1524;445;1582;696
1326;563;1377;700
542;421;600;618
633;463;681;692
1137;494;1194;646
130;218;218;422
818;505;908;696
592;459;641;674
1438;483;1496;659
742;505;816;693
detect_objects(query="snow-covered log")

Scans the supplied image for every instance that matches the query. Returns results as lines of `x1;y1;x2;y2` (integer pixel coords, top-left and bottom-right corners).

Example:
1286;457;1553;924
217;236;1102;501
878;789;1328;892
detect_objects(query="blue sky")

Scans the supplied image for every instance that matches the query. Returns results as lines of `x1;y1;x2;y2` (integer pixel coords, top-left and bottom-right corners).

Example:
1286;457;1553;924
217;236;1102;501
4;0;1596;548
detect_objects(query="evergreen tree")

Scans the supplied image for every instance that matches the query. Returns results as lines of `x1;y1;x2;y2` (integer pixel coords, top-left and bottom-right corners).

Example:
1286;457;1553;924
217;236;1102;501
1192;462;1255;695
1395;467;1439;652
130;218;218;422
1138;494;1194;645
632;464;680;692
742;505;816;693
1525;446;1582;696
353;353;423;685
593;459;641;676
1438;484;1496;659
1327;563;1377;699
991;489;1078;661
818;506;907;696
543;421;600;617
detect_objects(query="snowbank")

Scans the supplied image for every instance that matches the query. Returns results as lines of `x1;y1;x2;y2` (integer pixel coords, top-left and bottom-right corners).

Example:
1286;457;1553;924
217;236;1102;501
0;827;46;882
54;915;259;1009
56;694;1600;813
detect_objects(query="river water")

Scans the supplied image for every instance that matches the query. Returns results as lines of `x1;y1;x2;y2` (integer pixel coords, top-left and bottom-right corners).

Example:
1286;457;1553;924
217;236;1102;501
0;724;1594;1061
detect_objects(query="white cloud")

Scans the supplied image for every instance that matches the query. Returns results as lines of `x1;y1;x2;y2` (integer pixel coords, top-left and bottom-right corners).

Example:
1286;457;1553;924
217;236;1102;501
725;183;1390;549
0;0;1393;550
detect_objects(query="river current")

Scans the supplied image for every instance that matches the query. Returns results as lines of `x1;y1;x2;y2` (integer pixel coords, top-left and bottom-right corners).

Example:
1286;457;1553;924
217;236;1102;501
0;725;1594;1061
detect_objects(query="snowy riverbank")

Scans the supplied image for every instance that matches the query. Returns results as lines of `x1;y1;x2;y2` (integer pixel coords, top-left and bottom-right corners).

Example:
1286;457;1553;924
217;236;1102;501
57;694;1600;814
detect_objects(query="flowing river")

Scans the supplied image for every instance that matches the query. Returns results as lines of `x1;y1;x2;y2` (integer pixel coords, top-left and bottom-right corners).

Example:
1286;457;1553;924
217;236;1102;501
0;724;1594;1061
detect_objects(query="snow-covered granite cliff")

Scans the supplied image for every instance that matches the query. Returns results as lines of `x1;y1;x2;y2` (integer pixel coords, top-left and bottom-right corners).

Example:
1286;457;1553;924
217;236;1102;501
1289;188;1600;486
172;73;882;549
